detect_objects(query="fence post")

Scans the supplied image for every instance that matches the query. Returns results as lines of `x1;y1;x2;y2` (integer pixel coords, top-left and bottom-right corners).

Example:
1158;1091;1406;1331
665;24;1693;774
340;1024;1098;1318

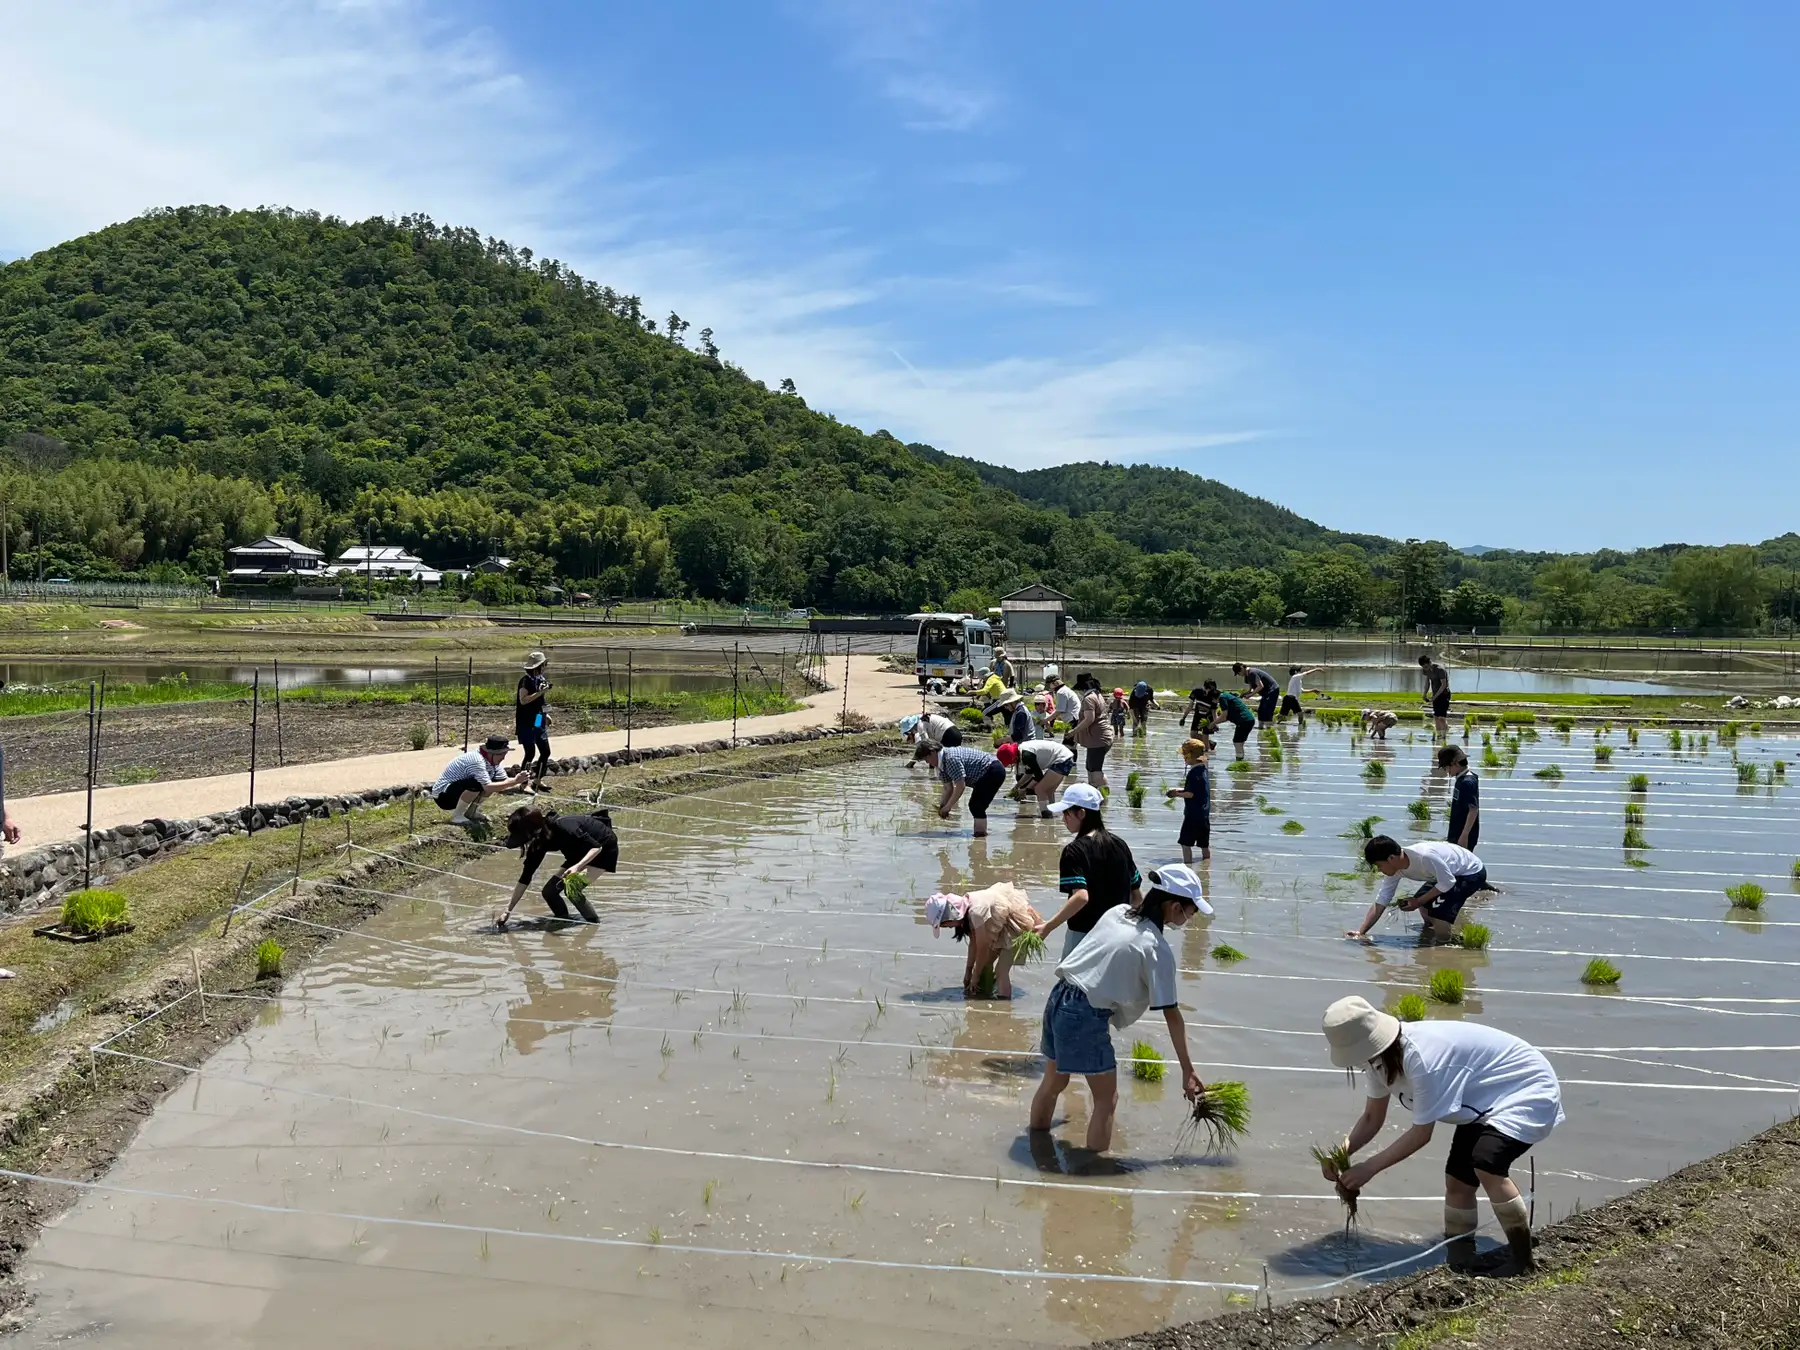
192;949;208;1025
82;681;96;889
625;651;634;753
434;656;442;745
463;657;473;751
292;813;307;895
841;638;851;728
731;641;740;746
274;658;284;767
248;669;260;814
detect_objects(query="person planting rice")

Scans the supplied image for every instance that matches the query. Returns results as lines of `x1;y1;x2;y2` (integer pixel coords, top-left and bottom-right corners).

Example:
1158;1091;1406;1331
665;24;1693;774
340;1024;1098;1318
899;710;962;750
1320;995;1563;1273
1362;707;1400;739
1209;681;1257;756
1282;665;1322;726
1183;682;1219;743
975;666;1007;702
1438;744;1481;848
913;740;1008;838
1010;736;1077;816
1127;679;1158;734
1233;662;1281;727
1073;672;1116;791
516;650;553;793
1045;670;1082;740
986;689;1034;745
1347;836;1489;941
433;735;531;824
1029;863;1212;1153
1036;784;1141;955
926;883;1043;1000
1166;737;1212;863
1420;652;1453;737
496;806;620;928
1109;687;1128;738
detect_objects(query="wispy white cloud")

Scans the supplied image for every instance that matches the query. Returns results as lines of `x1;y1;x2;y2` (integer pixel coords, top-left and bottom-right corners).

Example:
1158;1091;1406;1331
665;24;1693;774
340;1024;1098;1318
0;0;1257;474
794;0;998;132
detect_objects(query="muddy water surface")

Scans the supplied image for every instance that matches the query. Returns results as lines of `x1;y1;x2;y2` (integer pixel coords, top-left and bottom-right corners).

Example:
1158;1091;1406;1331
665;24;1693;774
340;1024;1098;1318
20;718;1800;1347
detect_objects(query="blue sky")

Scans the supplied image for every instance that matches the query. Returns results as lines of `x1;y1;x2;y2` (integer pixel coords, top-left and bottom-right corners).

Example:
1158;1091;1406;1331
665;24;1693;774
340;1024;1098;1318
3;2;1796;551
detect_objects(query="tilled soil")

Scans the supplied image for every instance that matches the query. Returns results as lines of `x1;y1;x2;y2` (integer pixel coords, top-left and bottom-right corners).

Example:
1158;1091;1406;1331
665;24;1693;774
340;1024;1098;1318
1090;1118;1800;1350
2;698;702;797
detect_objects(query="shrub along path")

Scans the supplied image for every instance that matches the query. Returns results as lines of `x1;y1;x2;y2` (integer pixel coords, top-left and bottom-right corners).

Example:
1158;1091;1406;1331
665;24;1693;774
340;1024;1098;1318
9;656;921;850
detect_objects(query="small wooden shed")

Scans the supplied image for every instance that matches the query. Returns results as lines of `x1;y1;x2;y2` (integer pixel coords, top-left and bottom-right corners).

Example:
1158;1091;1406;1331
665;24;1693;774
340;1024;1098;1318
999;583;1073;643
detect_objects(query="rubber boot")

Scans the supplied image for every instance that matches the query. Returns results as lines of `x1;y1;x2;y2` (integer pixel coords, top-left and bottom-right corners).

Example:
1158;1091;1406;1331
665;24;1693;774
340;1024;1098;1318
542;877;571;920
1444;1204;1480;1272
1492;1196;1534;1275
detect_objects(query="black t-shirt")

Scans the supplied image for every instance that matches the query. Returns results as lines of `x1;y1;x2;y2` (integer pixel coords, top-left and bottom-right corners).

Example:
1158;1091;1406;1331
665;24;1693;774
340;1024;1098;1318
1186;688;1217;737
1058;830;1142;934
1424;662;1449;696
517;672;549;735
518;812;617;884
1447;771;1481;847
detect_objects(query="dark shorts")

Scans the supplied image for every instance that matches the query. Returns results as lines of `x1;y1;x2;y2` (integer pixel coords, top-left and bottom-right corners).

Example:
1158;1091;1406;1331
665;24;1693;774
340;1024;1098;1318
1413;867;1488;924
1179;814;1211;849
435;776;486;811
1231;717;1255;744
1257;691;1278;723
940;725;964;747
1040;980;1115;1076
1432;689;1452;717
1085;744;1110;773
1024;750;1074;782
1279;694;1303;717
966;762;1007;819
1445;1122;1534;1186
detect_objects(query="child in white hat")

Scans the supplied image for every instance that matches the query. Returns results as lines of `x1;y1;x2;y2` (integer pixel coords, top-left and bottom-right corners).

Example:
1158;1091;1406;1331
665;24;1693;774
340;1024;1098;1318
1319;995;1563;1273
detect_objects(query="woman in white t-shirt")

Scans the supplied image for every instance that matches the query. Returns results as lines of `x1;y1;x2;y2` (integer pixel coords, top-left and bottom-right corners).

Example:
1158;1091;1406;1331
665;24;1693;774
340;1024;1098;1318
1028;864;1214;1154
1320;996;1563;1273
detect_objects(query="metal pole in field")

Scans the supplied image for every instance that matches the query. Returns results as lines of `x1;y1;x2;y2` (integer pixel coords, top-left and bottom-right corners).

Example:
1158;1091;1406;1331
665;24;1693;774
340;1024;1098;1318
625;651;634;753
273;658;284;767
731;641;740;746
841;637;851;727
82;682;96;889
248;669;260;815
606;648;616;721
463;657;473;751
434;656;442;744
291;814;307;895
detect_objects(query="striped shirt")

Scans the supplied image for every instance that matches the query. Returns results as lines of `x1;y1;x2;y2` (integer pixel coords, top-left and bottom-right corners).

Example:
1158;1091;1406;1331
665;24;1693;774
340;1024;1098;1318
937;746;1001;785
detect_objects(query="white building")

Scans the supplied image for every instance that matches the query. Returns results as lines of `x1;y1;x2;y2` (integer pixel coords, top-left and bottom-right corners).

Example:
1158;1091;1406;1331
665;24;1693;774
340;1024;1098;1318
327;545;445;586
225;535;326;582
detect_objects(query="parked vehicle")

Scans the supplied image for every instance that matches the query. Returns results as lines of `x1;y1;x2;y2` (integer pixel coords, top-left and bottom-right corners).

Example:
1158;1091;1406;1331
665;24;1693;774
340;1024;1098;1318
911;613;995;689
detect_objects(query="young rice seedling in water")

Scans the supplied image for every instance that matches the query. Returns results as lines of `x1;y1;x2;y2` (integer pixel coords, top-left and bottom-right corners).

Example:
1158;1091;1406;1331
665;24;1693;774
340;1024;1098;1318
255;939;285;980
1725;882;1766;911
1428;969;1464;1004
1130;1040;1166;1082
1458;923;1489;950
1310;1142;1359;1231
1534;764;1563;780
1393;993;1428;1022
1582;957;1622;986
1210;943;1246;963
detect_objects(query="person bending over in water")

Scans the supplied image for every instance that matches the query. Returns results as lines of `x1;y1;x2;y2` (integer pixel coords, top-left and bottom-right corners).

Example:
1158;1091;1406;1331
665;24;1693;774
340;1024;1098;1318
496;806;620;928
1347;836;1487;942
1029;864;1211;1153
927;883;1042;1000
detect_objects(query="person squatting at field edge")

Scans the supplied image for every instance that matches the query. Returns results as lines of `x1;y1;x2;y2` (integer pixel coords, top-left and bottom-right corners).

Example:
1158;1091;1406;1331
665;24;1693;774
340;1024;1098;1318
1347;836;1488;941
496;806;620;927
433;735;531;824
927;882;1043;1000
1321;995;1562;1274
1030;863;1213;1154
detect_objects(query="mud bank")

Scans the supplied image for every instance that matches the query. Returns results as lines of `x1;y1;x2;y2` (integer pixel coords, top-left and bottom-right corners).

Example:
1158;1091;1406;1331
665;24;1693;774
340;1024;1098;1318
1090;1114;1800;1350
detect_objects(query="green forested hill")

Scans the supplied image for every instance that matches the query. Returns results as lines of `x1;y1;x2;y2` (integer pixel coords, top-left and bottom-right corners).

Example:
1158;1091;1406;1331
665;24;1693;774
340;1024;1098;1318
0;207;1791;631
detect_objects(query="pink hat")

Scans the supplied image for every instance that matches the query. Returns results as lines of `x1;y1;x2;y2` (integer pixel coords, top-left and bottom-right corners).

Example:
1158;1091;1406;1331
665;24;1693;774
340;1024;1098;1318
924;893;969;936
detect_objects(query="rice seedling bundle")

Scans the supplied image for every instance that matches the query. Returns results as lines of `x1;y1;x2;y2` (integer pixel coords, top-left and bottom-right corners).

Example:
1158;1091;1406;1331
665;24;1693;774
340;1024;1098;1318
1791;859;1800;880
1553;717;1575;735
1481;731;1493;747
1774;760;1788;779
1227;759;1251;775
60;889;130;936
1668;729;1683;751
1735;762;1758;785
1407;798;1431;822
1482;747;1503;769
958;706;986;726
255;938;285;979
1362;760;1386;783
1427;969;1464;1004
1627;773;1649;792
564;873;589;904
1210;942;1247;963
1624;803;1645;825
1130;1040;1166;1082
1627;727;1639;745
1126;770;1144;792
1281;819;1305;834
1266;744;1284;764
1458;923;1490;950
1309;1141;1359;1229
1725;882;1766;910
1622;824;1650;850
1721;720;1741;741
1342;814;1383;840
1581;957;1622;986
1009;930;1048;964
1751;722;1763;735
975;967;998;998
1593;744;1613;764
1533;764;1564;780
1127;785;1146;808
1181;1080;1251;1152
1501;710;1536;726
1393;993;1428;1022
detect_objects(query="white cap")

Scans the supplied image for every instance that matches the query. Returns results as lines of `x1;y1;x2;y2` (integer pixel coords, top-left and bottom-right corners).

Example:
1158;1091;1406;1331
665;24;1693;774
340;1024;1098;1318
1145;863;1213;916
1051;783;1104;814
924;893;969;936
1322;995;1402;1068
1043;664;1060;681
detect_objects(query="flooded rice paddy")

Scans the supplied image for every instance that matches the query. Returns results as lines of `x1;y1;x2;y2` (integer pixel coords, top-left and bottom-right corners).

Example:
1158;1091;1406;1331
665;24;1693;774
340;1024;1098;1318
20;716;1800;1348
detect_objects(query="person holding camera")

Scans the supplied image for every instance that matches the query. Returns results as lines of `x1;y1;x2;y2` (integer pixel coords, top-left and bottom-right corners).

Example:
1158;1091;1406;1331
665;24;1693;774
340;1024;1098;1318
517;650;553;792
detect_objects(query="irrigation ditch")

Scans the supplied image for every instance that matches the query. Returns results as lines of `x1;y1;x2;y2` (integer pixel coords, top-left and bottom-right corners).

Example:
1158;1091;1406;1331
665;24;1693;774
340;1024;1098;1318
0;726;897;1328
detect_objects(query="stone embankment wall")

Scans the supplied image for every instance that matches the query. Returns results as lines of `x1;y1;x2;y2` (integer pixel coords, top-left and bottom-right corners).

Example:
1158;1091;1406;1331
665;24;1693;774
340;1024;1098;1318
0;725;860;916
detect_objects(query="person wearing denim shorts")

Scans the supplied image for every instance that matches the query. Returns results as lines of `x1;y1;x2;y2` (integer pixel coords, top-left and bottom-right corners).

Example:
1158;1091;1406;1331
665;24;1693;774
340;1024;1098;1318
1029;865;1212;1154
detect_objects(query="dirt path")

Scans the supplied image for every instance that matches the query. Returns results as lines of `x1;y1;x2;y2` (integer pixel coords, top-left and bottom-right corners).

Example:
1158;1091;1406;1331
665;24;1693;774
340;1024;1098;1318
9;656;922;850
1090;1116;1800;1350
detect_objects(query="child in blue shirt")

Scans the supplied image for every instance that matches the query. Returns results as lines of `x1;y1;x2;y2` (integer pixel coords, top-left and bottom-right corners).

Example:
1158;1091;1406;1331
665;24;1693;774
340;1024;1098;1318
1166;737;1212;863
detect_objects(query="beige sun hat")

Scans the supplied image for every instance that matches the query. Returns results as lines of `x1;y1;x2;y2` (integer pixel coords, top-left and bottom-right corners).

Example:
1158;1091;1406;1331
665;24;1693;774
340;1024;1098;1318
523;651;548;670
1322;995;1401;1068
